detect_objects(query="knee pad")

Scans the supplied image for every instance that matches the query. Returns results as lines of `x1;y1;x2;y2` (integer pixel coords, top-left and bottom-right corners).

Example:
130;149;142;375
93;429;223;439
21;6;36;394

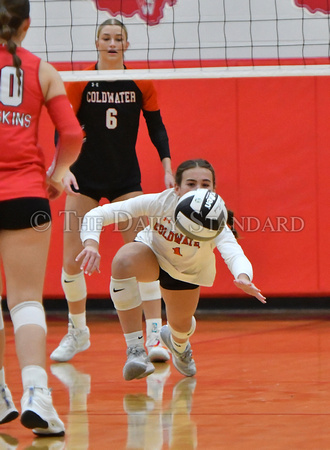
0;297;3;330
61;269;87;302
110;277;142;311
138;280;161;301
168;316;196;340
10;301;47;334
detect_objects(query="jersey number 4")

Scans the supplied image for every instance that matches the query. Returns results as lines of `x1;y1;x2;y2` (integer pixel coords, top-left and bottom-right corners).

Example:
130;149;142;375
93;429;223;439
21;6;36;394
0;66;23;107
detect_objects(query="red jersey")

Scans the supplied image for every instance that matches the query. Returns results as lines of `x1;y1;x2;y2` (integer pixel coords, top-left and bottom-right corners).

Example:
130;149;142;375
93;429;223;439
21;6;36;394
0;46;46;201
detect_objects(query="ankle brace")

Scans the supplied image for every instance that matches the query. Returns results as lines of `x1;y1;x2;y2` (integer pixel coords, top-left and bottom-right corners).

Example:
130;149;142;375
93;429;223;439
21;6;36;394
168;316;196;341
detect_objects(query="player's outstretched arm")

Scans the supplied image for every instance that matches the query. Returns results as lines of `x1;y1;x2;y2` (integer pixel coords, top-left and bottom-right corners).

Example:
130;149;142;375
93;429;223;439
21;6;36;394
233;274;266;304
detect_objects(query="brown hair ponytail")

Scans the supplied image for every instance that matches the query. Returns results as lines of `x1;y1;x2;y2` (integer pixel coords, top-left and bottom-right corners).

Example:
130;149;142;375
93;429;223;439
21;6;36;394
0;0;30;94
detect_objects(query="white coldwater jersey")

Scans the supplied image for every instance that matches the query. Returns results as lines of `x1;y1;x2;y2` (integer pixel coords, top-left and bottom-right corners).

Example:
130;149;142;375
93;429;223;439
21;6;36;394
81;188;253;286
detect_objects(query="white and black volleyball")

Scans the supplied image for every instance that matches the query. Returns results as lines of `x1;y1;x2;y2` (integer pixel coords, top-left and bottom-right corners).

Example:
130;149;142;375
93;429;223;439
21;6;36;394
175;189;228;241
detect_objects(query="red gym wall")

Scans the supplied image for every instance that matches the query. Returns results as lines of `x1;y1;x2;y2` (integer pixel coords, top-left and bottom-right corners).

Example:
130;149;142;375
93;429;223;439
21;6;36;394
38;76;330;299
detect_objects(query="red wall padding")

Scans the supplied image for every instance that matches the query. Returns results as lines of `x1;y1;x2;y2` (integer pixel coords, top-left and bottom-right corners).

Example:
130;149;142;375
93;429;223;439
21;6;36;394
36;76;330;299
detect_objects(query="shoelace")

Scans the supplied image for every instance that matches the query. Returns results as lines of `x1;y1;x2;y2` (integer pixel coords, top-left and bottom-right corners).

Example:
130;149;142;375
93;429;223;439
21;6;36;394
1;386;10;407
27;386;52;406
60;329;79;346
28;387;34;406
179;348;193;362
128;347;145;356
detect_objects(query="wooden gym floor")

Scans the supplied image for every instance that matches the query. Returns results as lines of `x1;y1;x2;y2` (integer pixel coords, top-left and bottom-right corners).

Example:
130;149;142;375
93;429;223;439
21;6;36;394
2;310;330;449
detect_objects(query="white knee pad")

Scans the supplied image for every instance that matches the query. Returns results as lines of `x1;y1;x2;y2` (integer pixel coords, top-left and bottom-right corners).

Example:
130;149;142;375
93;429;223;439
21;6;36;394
0;297;3;330
10;301;47;334
61;269;87;302
110;277;142;311
168;316;196;340
138;280;161;301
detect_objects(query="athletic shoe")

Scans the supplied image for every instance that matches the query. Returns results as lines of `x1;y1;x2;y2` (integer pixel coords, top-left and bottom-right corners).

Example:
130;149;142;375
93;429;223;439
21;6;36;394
20;387;65;436
50;322;90;362
123;346;155;381
146;335;170;363
160;325;196;377
0;385;19;424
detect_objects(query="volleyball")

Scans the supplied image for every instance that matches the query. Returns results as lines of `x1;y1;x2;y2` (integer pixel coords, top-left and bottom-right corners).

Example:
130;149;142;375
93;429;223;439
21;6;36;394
174;189;228;241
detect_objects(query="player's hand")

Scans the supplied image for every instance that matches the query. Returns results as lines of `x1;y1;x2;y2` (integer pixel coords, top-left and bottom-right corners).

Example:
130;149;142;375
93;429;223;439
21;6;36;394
76;240;101;275
233;278;266;304
63;170;80;195
164;171;175;189
46;177;64;200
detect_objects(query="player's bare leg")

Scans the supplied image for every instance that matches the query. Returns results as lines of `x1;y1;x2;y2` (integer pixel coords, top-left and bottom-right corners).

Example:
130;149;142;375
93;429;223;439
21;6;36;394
50;194;98;362
111;243;161;380
116;192;169;363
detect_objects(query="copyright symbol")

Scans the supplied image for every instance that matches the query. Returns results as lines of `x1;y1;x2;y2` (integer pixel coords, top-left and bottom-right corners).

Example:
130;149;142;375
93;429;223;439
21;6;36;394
30;211;51;231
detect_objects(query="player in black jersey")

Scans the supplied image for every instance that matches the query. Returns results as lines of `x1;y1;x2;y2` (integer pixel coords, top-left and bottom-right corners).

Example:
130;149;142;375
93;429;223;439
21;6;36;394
51;19;173;365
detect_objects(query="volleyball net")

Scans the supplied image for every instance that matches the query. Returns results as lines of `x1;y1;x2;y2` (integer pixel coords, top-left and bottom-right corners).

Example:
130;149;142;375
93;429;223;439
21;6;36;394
26;0;330;81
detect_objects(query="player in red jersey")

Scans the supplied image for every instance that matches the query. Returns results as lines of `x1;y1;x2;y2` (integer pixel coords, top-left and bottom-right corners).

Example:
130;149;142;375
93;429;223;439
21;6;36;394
0;0;82;436
51;19;174;366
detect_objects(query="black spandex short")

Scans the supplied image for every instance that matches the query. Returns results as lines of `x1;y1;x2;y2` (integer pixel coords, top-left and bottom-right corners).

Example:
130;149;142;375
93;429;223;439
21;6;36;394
0;197;51;230
158;268;199;291
72;182;143;202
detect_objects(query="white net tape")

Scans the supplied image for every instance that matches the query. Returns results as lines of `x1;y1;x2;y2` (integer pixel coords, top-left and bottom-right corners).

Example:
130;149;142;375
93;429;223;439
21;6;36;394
59;65;330;82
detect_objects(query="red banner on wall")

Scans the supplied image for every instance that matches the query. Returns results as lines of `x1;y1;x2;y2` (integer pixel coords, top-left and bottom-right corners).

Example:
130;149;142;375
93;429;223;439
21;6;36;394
294;0;330;13
93;0;177;25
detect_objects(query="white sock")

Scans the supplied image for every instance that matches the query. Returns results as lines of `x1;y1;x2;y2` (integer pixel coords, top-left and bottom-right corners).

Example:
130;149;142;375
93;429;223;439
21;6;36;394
0;367;5;385
146;318;162;338
69;312;86;330
22;365;48;390
124;331;144;349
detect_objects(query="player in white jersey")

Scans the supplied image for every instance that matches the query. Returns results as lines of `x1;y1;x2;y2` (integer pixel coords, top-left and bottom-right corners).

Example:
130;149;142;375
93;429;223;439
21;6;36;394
77;159;266;379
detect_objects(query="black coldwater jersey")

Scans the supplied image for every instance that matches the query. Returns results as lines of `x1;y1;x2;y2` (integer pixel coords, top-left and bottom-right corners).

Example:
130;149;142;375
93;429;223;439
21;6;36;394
67;64;170;197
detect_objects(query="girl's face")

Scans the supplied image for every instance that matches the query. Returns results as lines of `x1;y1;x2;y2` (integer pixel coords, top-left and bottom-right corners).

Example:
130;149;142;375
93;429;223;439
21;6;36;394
96;25;129;65
175;167;215;198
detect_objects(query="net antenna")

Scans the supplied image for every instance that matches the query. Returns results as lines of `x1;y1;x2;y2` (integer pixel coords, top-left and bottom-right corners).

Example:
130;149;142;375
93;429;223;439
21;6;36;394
27;0;330;81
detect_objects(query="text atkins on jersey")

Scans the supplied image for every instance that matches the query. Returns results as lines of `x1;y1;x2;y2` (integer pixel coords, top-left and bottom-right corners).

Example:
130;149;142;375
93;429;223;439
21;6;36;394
0;110;31;127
